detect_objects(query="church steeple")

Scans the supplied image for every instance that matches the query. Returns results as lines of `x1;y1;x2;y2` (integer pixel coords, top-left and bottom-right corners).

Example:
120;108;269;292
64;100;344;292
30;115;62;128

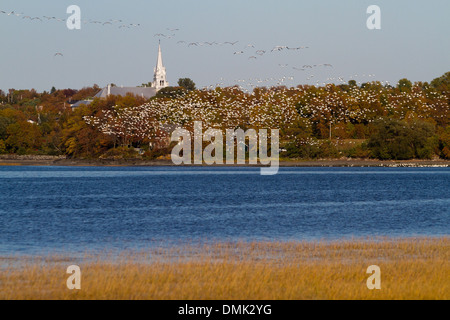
153;41;168;91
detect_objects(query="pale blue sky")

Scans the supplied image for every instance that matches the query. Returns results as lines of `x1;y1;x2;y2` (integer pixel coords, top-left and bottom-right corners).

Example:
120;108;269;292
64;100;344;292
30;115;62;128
0;0;449;92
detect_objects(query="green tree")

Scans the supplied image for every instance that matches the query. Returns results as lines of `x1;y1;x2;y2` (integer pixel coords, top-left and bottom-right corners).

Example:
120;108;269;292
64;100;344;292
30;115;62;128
430;72;450;91
368;119;435;160
178;78;196;91
0;139;6;154
0;116;15;140
397;78;412;92
348;80;357;87
438;126;450;159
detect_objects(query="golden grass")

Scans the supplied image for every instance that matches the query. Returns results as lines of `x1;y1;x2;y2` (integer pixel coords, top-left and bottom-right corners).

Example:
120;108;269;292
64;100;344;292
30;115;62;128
1;238;449;300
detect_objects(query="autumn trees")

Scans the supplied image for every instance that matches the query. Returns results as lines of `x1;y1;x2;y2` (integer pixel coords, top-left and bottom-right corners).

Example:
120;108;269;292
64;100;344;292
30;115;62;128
0;73;449;160
0;86;97;156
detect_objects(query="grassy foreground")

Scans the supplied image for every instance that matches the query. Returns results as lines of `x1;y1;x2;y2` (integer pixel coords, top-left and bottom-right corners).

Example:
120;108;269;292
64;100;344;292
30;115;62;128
1;238;449;300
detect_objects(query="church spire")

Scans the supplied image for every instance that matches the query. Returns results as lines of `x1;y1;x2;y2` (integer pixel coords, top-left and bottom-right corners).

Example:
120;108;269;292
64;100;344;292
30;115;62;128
153;41;168;91
156;41;164;71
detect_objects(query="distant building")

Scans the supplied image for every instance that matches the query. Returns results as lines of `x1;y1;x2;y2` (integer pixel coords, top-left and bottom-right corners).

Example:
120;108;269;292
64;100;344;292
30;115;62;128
152;41;169;91
94;85;157;100
70;99;94;109
70;43;168;109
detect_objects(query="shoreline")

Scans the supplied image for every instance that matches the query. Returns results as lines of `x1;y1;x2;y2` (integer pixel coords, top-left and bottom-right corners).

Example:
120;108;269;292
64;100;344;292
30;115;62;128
0;155;449;167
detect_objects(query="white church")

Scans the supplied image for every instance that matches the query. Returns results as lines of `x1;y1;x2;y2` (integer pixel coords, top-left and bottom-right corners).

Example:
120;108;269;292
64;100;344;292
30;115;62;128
71;43;169;108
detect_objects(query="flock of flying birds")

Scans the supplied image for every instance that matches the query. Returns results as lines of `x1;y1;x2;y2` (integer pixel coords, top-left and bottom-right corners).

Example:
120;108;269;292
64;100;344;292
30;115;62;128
152;28;334;72
173;38;320;63
0;9;141;29
151;30;339;87
3;8;386;91
1;8;142;58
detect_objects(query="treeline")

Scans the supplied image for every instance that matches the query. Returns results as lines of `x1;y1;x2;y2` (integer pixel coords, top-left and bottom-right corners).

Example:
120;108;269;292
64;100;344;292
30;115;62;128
0;72;449;160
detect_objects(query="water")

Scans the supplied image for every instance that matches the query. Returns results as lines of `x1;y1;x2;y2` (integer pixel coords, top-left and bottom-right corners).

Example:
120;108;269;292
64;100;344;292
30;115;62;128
0;166;449;256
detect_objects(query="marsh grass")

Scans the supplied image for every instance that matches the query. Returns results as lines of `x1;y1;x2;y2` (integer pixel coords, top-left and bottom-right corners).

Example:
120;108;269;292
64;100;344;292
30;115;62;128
1;238;448;300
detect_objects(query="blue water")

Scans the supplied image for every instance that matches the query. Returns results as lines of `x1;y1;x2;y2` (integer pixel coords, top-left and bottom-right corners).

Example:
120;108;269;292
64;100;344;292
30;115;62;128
0;166;448;255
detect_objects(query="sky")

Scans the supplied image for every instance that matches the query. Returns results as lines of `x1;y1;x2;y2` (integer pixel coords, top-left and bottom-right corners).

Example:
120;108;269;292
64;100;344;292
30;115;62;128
0;0;449;92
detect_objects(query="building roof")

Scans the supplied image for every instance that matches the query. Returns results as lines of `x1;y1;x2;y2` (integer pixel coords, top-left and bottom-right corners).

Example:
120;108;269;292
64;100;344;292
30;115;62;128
94;86;157;99
70;99;94;108
69;86;158;109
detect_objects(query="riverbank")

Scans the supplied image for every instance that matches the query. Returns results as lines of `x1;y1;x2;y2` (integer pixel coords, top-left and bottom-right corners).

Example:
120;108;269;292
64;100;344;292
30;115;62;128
1;238;448;300
0;155;449;167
